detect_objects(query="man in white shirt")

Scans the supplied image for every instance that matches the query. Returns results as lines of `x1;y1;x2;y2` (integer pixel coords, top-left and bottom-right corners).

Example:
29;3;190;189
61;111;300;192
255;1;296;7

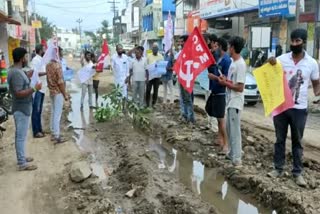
30;44;47;138
80;51;95;110
111;44;129;98
267;29;320;187
129;46;148;107
218;36;246;168
146;43;164;108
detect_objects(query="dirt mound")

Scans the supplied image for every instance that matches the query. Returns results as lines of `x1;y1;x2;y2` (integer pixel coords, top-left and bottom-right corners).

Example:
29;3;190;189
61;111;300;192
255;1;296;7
151;103;320;214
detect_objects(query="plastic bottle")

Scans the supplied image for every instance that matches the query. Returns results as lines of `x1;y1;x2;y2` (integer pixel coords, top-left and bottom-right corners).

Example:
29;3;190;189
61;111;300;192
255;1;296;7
116;206;122;214
1;68;7;84
0;54;6;69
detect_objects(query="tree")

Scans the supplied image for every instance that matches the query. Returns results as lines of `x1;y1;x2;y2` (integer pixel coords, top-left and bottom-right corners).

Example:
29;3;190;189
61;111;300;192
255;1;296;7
84;20;112;51
30;13;56;43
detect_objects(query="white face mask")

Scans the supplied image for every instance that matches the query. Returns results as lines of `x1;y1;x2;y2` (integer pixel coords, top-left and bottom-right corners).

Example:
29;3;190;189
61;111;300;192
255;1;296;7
132;53;136;58
178;45;182;50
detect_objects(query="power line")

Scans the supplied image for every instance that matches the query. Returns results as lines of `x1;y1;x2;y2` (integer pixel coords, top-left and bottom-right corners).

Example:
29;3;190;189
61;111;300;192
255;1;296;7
37;0;106;4
35;4;110;15
36;2;107;9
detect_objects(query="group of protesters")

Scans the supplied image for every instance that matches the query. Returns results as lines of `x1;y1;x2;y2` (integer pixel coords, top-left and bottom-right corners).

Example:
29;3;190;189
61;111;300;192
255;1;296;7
110;28;320;188
8;42;69;171
7;27;320;187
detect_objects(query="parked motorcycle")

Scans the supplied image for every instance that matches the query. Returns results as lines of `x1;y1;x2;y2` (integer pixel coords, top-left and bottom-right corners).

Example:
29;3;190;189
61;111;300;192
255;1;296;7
0;85;12;137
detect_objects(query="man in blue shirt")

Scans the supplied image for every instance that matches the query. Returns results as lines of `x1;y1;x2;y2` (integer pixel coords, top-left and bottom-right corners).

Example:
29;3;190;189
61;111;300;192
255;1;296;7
208;37;232;153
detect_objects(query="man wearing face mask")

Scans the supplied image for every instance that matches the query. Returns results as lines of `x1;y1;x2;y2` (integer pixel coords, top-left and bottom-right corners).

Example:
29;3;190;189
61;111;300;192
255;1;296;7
111;44;130;99
267;29;320;187
8;47;42;171
146;43;164;108
30;44;47;138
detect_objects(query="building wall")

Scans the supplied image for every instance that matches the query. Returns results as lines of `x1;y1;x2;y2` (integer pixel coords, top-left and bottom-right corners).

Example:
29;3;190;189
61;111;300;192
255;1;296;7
57;30;80;51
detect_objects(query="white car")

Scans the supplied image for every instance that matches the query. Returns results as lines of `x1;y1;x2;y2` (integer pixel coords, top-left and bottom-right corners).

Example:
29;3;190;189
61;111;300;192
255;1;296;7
194;72;260;106
244;72;260;106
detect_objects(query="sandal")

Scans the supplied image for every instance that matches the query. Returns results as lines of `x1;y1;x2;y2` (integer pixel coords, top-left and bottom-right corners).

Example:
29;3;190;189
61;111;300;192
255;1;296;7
18;164;38;171
26;157;34;162
34;133;45;138
54;137;68;145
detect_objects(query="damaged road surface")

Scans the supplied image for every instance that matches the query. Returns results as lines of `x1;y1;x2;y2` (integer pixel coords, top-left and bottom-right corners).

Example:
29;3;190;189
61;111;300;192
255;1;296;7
62;77;275;214
1;63;319;213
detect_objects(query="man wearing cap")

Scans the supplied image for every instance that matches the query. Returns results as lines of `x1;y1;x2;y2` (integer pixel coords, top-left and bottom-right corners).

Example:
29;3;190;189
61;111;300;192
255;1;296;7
268;29;320;187
8;47;42;171
30;44;47;138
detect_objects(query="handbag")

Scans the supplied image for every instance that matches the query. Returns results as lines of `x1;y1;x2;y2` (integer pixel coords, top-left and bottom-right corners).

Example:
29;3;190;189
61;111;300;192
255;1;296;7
205;93;215;117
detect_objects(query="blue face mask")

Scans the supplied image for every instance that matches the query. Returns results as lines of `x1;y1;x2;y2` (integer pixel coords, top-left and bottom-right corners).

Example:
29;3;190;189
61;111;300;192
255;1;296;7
215;49;221;58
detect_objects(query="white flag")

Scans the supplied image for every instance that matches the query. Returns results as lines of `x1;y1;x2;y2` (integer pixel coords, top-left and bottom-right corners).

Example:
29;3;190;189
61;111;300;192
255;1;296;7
164;11;173;53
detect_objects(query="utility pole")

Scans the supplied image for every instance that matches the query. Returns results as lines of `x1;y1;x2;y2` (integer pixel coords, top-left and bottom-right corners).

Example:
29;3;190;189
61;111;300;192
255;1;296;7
76;18;83;48
31;0;41;43
108;0;120;44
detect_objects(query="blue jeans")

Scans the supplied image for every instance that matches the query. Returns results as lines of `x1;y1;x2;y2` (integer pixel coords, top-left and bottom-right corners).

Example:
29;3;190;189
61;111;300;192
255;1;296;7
179;84;194;122
31;91;45;136
13;111;30;166
273;109;307;176
50;94;64;138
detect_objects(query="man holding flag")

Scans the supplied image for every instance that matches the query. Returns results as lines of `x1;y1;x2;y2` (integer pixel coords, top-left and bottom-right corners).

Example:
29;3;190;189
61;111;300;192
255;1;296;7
173;27;215;124
93;39;109;105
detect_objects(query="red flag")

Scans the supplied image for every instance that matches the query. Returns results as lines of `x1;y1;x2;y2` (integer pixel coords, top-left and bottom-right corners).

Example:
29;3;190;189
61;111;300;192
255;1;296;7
96;39;109;72
41;39;47;50
173;27;215;93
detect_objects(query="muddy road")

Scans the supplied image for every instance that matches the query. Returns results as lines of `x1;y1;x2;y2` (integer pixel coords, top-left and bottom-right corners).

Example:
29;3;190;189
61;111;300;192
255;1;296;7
0;57;319;214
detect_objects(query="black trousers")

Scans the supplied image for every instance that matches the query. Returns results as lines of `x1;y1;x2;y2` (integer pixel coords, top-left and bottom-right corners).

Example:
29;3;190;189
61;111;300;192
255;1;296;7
146;78;160;107
93;80;100;101
273;108;307;176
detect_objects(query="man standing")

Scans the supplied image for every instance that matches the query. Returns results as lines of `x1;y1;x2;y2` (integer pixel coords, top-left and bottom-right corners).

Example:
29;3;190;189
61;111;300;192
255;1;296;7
162;49;174;104
146;43;164;108
80;51;95;110
208;37;232;153
30;44;47;138
267;29;320;187
8;47;42;171
218;36;246;167
175;36;195;124
111;44;129;98
129;46;148;107
46;46;69;144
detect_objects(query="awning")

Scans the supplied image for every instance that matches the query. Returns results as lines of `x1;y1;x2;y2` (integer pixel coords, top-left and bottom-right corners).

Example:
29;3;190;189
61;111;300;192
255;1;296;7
0;11;21;25
202;6;259;20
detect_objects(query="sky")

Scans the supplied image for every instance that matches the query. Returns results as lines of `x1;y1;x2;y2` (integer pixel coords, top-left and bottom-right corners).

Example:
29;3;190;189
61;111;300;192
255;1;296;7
30;0;127;32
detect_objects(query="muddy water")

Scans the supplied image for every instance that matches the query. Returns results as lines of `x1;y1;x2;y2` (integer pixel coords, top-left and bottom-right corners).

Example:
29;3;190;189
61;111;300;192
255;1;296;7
67;80;275;214
148;139;275;214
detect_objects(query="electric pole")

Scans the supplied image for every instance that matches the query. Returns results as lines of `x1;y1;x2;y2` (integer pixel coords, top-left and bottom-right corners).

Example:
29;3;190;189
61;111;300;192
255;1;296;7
31;0;41;43
108;0;120;44
76;18;83;48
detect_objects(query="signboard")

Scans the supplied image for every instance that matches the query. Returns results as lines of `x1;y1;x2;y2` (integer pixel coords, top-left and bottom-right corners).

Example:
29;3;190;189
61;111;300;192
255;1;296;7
0;0;6;13
133;7;139;28
259;0;296;18
32;20;42;29
29;27;36;46
200;0;258;19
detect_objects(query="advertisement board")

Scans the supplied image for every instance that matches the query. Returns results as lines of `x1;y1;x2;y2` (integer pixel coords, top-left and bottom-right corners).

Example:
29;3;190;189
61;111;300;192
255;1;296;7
259;0;296;18
200;0;258;19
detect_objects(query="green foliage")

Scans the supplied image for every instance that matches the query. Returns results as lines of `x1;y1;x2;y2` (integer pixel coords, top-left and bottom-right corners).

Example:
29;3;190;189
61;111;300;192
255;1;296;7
30;13;56;43
95;85;151;130
84;20;112;51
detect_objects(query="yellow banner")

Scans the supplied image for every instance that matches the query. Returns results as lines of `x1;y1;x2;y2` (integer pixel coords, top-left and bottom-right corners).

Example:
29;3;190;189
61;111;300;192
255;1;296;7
32;20;42;29
253;61;284;116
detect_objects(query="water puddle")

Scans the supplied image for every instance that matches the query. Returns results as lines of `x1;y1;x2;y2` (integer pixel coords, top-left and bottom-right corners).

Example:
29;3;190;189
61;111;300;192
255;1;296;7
148;138;276;214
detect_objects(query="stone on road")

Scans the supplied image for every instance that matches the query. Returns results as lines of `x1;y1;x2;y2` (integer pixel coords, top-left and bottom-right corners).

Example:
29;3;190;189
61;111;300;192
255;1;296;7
70;161;92;182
